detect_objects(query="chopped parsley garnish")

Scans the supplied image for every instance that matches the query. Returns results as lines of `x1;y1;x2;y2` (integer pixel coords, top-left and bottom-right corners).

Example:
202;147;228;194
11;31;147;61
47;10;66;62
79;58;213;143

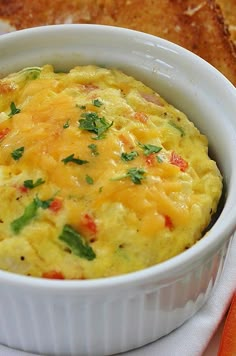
156;156;163;163
85;175;94;185
126;167;146;184
168;120;185;137
11;199;38;234
121;151;139;162
23;178;45;189
61;154;89;165
112;167;146;185
11;146;24;160
63;120;70;129
88;143;99;156
92;99;103;107
23;67;41;80
79;112;113;139
9;102;21;117
18;67;41;81
78;105;86;110
34;195;54;209
59;224;96;260
138;142;162;156
11;195;56;233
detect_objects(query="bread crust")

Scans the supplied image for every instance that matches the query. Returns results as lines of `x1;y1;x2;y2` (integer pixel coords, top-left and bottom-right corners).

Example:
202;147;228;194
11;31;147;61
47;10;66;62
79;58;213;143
217;0;236;43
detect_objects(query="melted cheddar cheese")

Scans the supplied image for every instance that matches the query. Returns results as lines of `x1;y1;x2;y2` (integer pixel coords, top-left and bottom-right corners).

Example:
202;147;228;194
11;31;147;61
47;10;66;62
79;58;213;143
0;65;222;279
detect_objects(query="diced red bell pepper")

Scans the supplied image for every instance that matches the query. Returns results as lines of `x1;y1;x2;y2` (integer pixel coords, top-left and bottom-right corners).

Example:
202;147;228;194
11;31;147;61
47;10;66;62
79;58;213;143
42;270;65;279
19;185;29;193
164;215;174;229
0;127;10;140
82;213;97;235
145;153;156;166
170;151;188;172
49;198;63;212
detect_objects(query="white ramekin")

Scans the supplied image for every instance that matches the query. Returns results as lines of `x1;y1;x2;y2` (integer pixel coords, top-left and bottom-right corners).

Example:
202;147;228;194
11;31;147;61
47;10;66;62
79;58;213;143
0;24;236;356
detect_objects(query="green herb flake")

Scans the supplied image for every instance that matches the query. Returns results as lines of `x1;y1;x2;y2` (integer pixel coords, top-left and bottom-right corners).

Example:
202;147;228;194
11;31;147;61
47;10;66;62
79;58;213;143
11;194;56;234
24;67;41;80
9;102;21;117
79;112;113;139
11;199;38;234
121;151;138;162
61;154;89;165
168;120;185;137
92;99;103;107
18;67;41;81
112;167;146;185
88;143;99;156
127;167;146;184
138;142;162;156
85;175;94;185
11;146;24;160
63;120;70;129
78;105;86;110
23;178;45;189
34;195;54;209
59;224;96;260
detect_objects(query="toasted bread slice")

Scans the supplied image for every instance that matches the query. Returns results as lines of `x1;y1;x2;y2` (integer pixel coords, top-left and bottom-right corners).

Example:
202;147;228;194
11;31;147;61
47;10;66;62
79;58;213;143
97;0;236;85
0;0;236;84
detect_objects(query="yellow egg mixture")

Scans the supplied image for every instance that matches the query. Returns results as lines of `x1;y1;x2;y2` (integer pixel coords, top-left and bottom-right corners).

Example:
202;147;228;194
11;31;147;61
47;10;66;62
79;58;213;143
0;65;222;279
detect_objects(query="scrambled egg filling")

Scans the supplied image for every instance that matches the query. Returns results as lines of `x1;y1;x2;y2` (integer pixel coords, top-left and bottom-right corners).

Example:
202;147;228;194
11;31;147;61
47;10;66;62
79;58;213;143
0;65;222;279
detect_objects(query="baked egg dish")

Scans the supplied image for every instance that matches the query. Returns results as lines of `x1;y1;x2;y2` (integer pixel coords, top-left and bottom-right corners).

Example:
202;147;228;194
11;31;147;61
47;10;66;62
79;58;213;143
0;65;222;279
